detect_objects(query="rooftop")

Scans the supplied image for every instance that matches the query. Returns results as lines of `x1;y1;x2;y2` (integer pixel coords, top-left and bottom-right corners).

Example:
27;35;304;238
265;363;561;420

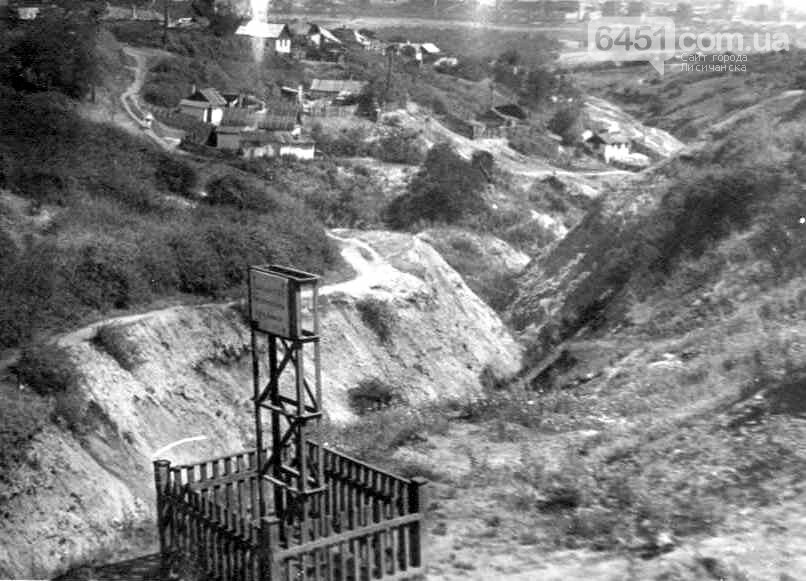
235;21;289;39
310;79;367;94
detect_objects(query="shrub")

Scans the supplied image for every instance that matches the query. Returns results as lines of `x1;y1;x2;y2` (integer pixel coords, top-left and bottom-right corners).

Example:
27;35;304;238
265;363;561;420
314;126;373;158
167;225;228;295
372;132;426;165
548;105;583;146
16;343;82;395
205;174;279;212
64;236;147;309
0;387;49;475
478;365;510;391
0;240;66;347
471;150;495;179
347;378;401;414
0;227;17;271
385;144;488;229
93;324;146;372
156;156;198;197
356;297;397;343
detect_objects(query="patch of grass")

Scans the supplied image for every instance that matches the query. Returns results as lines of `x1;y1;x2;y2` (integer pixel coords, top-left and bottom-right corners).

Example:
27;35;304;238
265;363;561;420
323;405;450;469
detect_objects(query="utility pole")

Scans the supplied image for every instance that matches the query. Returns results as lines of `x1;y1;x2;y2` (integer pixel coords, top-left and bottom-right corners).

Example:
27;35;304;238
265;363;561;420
162;0;169;49
383;47;393;107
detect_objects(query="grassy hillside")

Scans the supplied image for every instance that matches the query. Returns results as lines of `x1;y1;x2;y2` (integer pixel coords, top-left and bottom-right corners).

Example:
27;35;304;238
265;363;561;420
0;48;337;352
573;49;806;140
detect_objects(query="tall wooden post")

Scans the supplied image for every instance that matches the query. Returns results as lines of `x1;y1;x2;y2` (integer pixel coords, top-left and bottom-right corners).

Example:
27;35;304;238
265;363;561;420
153;459;172;578
408;477;428;569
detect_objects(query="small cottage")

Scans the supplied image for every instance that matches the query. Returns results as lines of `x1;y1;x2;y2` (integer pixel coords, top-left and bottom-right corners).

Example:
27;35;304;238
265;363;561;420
178;87;227;125
308;24;342;48
584;130;632;164
235;22;292;55
419;42;441;63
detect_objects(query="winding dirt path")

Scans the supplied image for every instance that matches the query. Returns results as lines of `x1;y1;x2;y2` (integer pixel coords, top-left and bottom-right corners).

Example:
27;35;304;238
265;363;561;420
119;45;178;151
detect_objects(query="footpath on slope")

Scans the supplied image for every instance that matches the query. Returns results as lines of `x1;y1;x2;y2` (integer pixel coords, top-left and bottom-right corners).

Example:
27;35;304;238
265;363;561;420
119;45;179;152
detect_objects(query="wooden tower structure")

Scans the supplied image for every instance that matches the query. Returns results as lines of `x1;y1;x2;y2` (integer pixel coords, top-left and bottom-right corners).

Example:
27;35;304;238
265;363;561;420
248;265;324;539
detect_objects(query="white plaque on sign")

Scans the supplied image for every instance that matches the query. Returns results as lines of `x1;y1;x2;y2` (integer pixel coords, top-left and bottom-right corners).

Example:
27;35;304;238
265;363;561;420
250;269;291;336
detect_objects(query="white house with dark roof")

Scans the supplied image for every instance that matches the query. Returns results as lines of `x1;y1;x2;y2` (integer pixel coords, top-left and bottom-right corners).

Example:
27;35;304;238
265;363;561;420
235;21;292;55
179;87;227;125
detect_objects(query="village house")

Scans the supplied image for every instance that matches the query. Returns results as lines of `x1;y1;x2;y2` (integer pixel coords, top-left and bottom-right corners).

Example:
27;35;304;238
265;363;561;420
215;127;315;161
309;79;368;101
220;91;265;111
178;87;227;125
307;23;342;48
388;41;440;65
419;42;441;63
13;4;39;19
235;21;292;55
220;108;299;132
583;129;632;164
330;26;382;51
476;103;527;132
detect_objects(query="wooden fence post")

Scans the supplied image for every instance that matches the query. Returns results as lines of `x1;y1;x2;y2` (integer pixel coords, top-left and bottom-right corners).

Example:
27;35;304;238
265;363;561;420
154;459;172;579
407;477;428;569
260;516;282;581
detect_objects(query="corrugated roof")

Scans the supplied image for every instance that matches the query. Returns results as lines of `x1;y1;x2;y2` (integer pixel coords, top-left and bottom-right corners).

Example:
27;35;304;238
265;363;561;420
235;21;289;39
420;42;440;54
309;79;367;94
198;88;227;107
179;99;211;109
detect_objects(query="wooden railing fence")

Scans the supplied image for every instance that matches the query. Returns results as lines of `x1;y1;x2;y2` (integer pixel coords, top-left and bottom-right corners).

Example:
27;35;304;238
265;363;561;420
154;444;426;581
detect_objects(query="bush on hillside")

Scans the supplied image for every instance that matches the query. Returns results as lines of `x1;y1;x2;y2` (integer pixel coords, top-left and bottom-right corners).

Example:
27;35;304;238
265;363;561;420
0;387;50;473
645;167;783;274
205;174;280;212
0;228;17;270
373;131;426;165
156;156;199;197
16;343;82;395
348;378;402;414
1;10;99;99
93;324;146;371
548;105;583;146
385;144;488;229
312;126;373;158
356;297;397;343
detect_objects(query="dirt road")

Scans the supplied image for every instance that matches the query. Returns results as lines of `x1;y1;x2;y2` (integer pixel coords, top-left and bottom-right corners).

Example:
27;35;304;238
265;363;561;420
120;45;178;151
